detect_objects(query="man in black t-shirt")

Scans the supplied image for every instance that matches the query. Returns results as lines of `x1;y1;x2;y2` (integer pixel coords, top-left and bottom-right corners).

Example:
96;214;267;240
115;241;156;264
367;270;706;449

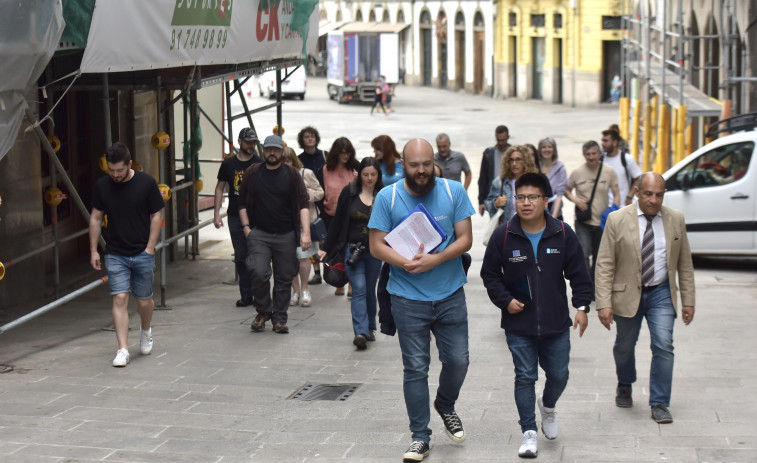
214;128;263;307
89;142;165;367
238;135;311;334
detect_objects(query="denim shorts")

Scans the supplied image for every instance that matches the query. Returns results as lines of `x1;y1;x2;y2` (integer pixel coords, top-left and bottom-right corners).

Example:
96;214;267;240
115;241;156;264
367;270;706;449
104;252;156;299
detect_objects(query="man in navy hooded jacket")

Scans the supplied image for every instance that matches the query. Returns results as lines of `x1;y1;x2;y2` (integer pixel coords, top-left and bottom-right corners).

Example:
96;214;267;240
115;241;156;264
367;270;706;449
481;173;593;459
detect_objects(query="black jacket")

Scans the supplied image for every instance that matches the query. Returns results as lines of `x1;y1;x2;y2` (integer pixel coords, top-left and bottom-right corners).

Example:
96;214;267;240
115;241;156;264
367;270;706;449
323;181;365;255
477;144;510;206
480;213;593;337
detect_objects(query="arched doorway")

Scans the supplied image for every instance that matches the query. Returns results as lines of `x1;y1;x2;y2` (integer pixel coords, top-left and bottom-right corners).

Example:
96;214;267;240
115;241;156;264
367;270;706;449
436;11;448;89
420;10;432;86
454;11;466;91
369;10;376;22
382;10;390;23
355;9;363;22
336;10;343;21
473;11;485;94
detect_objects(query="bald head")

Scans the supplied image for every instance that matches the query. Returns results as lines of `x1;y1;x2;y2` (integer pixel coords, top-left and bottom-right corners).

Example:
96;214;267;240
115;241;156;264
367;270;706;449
403;138;435;160
638;172;665;191
637;172;666;216
402;138;436;196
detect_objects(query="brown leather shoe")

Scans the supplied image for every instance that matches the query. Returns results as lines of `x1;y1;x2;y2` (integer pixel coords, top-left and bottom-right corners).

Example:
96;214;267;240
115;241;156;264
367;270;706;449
335;286;345;296
250;313;271;332
272;322;289;334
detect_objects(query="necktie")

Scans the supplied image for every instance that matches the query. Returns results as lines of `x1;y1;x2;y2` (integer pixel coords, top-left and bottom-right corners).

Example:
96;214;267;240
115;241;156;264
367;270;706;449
641;214;655;286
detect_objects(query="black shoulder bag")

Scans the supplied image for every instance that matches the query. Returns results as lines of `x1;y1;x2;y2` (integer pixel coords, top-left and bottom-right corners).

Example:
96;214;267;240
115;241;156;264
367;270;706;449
575;161;603;223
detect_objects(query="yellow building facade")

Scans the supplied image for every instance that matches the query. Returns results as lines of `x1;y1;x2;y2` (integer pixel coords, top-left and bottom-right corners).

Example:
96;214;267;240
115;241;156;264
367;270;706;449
493;0;623;106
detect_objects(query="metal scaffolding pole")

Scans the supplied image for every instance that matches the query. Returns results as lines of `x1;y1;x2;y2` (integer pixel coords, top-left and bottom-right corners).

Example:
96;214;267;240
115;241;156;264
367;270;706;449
156;76;168;307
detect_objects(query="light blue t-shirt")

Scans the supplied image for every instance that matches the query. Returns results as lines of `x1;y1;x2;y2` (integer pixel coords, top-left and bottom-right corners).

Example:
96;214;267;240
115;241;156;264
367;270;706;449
368;178;476;301
380;160;404;185
524;229;545;257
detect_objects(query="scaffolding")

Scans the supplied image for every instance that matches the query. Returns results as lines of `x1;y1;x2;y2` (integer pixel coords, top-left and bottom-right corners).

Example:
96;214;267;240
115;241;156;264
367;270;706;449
618;0;756;172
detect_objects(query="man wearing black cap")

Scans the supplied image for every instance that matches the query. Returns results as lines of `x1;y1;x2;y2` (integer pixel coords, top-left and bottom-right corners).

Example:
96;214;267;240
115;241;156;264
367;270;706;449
214;128;263;307
238;135;311;334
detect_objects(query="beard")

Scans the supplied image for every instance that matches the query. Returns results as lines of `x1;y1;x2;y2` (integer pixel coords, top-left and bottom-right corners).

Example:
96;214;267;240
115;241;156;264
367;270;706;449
405;169;436;196
265;155;281;166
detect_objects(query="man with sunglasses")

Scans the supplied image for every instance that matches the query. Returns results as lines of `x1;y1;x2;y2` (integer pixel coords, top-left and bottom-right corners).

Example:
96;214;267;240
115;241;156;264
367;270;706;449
477;125;511;216
481;173;593;458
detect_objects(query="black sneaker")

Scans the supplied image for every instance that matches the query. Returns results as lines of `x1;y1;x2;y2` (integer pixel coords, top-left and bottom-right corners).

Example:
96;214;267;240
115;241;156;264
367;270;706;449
616;384;633;408
434;401;465;443
308;273;322;285
236;298;253;307
402;441;430;462
366;330;376;341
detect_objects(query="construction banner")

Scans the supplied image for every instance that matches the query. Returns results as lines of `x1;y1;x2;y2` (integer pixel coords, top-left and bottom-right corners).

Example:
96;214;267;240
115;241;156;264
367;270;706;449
80;0;319;73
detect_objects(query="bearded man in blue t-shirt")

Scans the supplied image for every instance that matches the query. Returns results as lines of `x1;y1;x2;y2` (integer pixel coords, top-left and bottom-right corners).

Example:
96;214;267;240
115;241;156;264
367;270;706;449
368;138;475;462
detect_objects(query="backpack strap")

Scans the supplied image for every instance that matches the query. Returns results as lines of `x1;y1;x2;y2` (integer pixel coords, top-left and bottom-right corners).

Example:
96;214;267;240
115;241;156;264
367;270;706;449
443;178;453;202
502;219;511;249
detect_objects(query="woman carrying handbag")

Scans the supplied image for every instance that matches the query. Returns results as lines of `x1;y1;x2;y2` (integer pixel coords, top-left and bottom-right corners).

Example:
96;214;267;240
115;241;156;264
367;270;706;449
318;157;384;350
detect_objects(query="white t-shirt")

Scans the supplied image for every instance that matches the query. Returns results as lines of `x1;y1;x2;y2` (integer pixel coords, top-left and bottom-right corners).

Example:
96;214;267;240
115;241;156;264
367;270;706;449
603;151;642;204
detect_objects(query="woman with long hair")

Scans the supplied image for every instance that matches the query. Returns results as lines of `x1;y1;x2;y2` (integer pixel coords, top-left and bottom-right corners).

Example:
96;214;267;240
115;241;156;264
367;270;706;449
538;137;568;220
322;137;359;296
318;157;384;350
282;148;323;307
485;145;539;222
371;134;403;185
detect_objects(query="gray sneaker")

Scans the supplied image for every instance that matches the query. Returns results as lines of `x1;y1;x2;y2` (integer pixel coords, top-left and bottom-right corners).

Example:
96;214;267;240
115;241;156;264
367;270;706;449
651;404;673;423
537;395;558;439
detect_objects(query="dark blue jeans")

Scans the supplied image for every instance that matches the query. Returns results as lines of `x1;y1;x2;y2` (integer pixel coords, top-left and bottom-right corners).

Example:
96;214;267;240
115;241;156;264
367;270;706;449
228;214;253;301
390;288;469;443
344;244;381;336
505;329;570;433
613;281;676;407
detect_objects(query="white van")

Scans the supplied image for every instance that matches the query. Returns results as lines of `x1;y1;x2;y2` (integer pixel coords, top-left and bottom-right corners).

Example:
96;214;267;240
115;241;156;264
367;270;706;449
257;66;307;100
662;114;757;255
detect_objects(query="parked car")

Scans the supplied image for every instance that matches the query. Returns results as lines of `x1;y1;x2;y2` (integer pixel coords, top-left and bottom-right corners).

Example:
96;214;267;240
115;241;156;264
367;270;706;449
257;66;307;100
662;113;757;255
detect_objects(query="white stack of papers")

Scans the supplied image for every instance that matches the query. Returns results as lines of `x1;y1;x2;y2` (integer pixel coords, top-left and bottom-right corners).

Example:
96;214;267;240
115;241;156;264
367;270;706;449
384;204;446;260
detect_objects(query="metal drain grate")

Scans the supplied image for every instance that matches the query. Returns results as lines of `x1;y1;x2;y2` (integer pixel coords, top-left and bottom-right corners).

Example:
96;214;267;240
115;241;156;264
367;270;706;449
288;383;361;401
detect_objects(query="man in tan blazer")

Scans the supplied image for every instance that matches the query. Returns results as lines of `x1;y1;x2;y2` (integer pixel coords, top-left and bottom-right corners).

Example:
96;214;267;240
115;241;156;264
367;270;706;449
595;173;695;424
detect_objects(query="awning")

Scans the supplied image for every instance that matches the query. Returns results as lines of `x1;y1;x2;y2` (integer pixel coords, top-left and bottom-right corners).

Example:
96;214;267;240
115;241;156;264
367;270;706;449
319;20;347;36
627;61;722;117
339;22;411;34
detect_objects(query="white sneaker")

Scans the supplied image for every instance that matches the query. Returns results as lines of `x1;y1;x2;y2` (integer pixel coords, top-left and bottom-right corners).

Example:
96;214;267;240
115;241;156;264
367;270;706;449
301;290;312;307
140;329;153;355
289;292;299;306
537;395;558;439
112;348;130;367
518;430;538;458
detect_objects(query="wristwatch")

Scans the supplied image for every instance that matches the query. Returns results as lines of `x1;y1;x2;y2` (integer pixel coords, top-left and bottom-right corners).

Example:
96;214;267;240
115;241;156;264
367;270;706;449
242;224;250;229
576;305;590;313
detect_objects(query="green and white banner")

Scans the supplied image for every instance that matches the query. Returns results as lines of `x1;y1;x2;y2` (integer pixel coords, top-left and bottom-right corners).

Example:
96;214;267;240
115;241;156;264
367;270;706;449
80;0;319;73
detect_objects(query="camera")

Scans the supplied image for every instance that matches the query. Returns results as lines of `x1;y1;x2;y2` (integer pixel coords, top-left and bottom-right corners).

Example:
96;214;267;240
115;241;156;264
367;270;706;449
347;242;367;267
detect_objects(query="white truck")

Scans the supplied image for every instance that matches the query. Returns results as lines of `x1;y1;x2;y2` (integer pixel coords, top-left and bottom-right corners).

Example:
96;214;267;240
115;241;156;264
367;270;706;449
326;22;403;104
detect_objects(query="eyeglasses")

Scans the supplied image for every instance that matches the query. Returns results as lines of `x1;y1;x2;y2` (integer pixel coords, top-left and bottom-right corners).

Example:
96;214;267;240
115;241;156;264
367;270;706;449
509;157;524;163
515;194;547;203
